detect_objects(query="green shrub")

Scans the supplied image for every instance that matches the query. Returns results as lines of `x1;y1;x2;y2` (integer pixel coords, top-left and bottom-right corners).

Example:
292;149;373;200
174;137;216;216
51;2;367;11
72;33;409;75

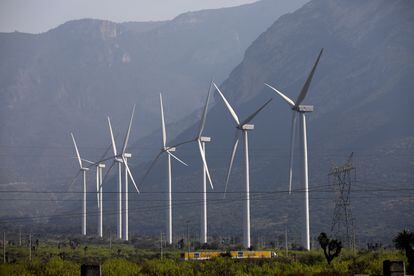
0;263;32;276
142;259;193;276
44;256;79;276
102;258;141;276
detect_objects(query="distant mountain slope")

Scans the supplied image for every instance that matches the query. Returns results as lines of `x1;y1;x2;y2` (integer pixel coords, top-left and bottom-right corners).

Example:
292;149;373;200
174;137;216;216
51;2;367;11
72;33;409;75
0;0;309;217
2;0;412;245
123;0;414;244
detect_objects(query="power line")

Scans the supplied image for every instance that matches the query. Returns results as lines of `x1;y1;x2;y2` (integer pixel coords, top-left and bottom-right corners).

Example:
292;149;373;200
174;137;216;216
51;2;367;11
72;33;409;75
0;192;413;224
0;186;413;194
1;193;413;203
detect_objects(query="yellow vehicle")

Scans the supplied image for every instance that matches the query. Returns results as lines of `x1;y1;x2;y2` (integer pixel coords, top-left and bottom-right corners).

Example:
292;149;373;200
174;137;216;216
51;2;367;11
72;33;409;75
182;251;277;260
181;251;223;260
230;251;277;259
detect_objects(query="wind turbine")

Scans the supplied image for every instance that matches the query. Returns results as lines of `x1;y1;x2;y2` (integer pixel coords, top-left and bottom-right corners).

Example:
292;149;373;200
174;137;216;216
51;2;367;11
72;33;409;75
70;133;90;236
265;48;323;251
106;105;140;241
78;158;106;237
80;142;115;238
169;82;214;244
140;93;188;245
213;82;272;249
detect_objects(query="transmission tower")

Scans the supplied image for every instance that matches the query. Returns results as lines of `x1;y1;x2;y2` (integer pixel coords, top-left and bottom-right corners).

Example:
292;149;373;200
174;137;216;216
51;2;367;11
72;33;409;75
329;152;355;248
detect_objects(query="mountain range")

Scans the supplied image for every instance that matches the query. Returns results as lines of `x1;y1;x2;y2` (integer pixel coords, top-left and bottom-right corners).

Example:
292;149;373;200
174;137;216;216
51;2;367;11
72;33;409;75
1;0;413;246
0;0;308;213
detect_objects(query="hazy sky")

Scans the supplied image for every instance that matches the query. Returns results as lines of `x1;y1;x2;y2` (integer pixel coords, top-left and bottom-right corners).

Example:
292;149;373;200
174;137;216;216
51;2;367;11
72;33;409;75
0;0;258;33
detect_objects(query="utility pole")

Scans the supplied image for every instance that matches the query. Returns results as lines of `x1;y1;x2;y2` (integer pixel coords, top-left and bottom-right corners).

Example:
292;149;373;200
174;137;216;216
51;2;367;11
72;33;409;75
19;229;22;246
3;232;5;264
29;233;32;261
353;223;356;255
109;232;112;249
187;221;190;254
285;227;288;256
160;232;163;260
329;152;356;248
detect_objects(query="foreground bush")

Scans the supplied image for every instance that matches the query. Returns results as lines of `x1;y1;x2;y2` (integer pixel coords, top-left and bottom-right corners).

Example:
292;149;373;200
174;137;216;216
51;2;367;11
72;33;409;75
102;258;141;276
44;257;79;276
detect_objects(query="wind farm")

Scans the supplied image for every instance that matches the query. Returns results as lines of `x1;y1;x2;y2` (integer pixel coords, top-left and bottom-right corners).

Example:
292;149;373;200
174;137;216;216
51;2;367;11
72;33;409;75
0;0;413;274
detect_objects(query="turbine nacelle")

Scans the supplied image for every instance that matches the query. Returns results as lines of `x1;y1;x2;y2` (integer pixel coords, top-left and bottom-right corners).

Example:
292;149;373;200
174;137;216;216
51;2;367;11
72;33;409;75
199;136;211;143
81;168;90;171
123;153;132;158
98;164;106;169
240;124;254;131
293;105;314;113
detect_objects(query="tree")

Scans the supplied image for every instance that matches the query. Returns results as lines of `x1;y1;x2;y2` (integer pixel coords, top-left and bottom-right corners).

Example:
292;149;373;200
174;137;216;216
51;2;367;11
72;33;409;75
177;239;184;249
318;232;342;265
393;230;414;274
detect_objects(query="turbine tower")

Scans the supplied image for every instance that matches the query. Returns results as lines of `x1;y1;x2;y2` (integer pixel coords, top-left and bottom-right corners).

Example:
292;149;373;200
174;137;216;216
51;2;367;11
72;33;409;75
213;82;272;249
140;93;188;244
79;158;106;238
169;81;214;244
106;105;140;240
265;48;323;250
70;133;90;236
97;162;105;237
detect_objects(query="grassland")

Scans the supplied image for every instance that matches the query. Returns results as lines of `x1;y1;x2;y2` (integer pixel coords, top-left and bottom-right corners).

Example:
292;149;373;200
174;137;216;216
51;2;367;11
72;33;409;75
0;241;407;275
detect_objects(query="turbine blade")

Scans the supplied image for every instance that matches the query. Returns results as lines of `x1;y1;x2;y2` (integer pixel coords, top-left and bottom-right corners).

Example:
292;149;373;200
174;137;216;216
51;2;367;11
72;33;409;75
122;104;136;154
198;140;214;190
167;151;188;167
69;170;82;190
160;93;167;147
100;161;116;188
241;98;272;126
70;133;83;168
169;139;196;149
107;117;118;156
81;158;95;165
89;154;117;168
347;152;354;166
295;48;324;106
265;83;295;107
198;81;213;138
213;82;240;125
224;131;240;198
98;133;119;162
122;156;140;194
288;112;297;194
140;151;163;186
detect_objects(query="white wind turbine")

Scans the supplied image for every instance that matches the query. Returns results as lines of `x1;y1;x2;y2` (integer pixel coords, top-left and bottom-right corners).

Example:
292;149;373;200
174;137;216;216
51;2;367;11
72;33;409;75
71;134;113;237
265;48;323;251
106;105;140;241
140;93;188;245
80;143;115;238
213;82;272;249
169;82;214;244
96;162;105;237
78;158;106;238
70;133;90;236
